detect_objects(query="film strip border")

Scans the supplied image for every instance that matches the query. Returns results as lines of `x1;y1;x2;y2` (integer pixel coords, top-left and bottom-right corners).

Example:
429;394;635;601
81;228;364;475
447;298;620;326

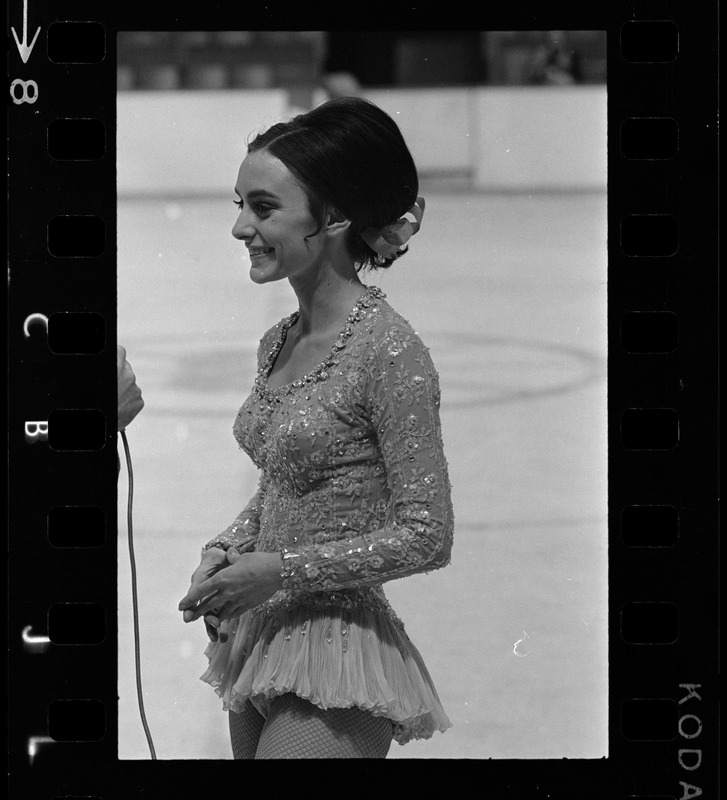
8;8;119;795
6;2;718;797
610;13;719;800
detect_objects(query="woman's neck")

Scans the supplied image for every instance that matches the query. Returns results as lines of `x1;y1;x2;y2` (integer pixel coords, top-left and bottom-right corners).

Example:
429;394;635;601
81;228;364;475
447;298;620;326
289;264;366;338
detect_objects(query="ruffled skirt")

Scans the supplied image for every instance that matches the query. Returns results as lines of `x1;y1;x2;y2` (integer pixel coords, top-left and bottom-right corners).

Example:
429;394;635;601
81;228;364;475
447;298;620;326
200;592;451;745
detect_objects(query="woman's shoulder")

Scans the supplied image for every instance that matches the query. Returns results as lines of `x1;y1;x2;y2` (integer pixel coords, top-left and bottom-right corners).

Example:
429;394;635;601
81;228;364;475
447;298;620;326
356;292;441;403
368;293;427;345
260;314;291;343
359;291;434;364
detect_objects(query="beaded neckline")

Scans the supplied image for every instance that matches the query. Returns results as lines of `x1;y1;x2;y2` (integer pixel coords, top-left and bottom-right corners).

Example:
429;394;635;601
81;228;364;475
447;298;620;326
256;285;385;399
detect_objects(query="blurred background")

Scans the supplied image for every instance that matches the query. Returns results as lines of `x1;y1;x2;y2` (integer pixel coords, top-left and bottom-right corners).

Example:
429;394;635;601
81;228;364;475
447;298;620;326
117;30;608;760
117;30;607;194
117;30;606;94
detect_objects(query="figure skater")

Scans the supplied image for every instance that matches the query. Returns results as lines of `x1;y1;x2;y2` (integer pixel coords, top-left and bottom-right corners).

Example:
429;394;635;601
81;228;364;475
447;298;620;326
178;97;454;759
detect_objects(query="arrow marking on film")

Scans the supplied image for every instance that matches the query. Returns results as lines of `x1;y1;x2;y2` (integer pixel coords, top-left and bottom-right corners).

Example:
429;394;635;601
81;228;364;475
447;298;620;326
11;0;41;64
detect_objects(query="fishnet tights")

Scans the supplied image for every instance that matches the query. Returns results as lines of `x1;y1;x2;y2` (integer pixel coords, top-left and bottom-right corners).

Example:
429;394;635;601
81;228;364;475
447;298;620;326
228;694;393;759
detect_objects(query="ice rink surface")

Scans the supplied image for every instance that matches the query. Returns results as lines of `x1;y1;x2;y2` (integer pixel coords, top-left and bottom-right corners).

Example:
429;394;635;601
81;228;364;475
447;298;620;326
117;187;607;760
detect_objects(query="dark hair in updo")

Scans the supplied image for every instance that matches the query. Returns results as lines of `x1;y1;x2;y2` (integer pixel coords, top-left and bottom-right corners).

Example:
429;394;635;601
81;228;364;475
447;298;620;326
247;97;419;270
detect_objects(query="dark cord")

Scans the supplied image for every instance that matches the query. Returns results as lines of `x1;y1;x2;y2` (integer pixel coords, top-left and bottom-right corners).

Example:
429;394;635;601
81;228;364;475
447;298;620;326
120;429;157;760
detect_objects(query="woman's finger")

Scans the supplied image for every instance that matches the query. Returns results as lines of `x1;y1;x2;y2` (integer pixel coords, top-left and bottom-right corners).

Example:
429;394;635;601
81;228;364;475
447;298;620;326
181;593;221;622
187;604;218;622
178;578;219;612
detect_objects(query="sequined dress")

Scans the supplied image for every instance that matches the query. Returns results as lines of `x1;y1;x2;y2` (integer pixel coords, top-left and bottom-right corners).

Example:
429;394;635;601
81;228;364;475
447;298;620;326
200;285;454;745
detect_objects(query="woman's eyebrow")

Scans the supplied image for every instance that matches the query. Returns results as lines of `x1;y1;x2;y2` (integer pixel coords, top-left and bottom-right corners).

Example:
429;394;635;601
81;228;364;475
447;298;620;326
233;188;280;201
249;190;280;201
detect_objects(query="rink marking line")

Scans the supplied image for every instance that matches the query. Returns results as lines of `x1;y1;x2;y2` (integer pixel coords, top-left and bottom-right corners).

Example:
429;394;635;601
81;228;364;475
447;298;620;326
115;328;605;415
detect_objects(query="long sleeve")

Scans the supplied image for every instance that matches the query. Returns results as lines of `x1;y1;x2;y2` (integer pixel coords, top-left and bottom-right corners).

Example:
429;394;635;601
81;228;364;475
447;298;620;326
280;324;453;592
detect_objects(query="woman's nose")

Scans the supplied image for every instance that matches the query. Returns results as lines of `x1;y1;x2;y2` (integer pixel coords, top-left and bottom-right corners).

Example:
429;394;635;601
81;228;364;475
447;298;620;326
231;209;254;241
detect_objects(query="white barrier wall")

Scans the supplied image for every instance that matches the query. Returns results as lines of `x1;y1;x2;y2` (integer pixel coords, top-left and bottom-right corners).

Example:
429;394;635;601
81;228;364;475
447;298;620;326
117;86;606;195
116;90;288;196
472;87;607;191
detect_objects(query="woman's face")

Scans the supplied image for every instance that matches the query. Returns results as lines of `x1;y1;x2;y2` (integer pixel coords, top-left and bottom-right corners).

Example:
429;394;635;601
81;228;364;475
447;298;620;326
232;148;323;285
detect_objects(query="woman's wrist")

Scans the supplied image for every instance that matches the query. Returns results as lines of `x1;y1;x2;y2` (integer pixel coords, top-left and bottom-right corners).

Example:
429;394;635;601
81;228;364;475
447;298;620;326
200;546;228;564
267;551;285;591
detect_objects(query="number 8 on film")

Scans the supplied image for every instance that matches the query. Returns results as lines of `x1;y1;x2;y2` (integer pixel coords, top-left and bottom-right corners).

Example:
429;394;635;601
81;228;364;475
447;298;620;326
10;78;38;104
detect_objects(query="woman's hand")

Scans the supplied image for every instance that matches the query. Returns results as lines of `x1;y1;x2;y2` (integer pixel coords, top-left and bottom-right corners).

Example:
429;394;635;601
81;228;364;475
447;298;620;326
178;552;284;629
183;548;230;642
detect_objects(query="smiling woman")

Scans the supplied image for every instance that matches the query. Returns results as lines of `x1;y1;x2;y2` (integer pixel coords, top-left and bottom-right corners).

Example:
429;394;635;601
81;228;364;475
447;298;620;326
176;97;454;759
240;96;421;271
232;151;329;286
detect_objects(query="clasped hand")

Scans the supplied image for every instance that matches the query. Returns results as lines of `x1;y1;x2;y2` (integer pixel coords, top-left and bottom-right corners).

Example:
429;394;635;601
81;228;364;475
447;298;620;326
178;550;284;643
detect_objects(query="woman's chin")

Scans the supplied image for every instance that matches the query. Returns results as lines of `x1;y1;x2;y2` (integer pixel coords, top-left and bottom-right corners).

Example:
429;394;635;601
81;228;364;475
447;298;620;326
249;264;280;284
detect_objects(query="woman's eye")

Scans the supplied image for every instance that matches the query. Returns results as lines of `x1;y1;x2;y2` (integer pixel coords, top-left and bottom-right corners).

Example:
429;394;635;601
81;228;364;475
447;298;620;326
232;200;273;217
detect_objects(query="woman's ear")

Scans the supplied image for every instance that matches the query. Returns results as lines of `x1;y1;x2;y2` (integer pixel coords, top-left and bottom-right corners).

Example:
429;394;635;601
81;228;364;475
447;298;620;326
325;206;352;238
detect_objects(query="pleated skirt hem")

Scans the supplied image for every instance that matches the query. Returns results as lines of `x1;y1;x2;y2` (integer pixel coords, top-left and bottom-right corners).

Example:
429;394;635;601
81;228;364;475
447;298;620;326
200;602;451;746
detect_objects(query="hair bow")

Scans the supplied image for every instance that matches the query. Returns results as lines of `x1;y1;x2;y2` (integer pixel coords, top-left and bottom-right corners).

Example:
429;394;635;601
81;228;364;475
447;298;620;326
360;197;426;259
